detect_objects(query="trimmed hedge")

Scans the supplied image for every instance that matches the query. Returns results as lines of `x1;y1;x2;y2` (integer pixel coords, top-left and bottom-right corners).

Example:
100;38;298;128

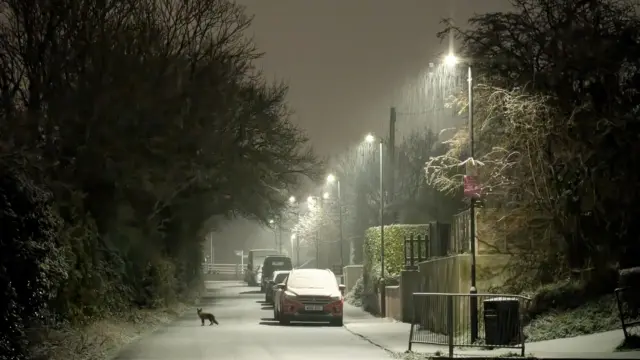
363;224;430;286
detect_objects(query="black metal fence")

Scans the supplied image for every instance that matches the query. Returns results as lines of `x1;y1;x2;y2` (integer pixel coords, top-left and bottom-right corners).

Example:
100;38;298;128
404;234;428;269
409;292;530;357
614;286;640;339
404;222;453;270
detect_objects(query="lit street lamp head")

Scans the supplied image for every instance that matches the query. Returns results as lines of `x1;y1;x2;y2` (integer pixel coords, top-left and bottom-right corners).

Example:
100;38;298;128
323;192;330;200
307;195;314;204
269;219;274;224
365;133;375;143
288;195;296;204
444;53;459;67
327;174;336;183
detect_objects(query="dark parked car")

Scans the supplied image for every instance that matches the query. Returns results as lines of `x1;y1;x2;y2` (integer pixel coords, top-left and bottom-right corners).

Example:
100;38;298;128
260;255;292;292
265;270;290;304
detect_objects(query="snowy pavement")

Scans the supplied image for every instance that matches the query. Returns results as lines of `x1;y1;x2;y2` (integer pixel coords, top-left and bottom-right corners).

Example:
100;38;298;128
342;302;640;359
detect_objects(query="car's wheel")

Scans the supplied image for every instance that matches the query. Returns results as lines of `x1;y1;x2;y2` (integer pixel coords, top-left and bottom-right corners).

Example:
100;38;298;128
279;314;290;325
330;317;343;327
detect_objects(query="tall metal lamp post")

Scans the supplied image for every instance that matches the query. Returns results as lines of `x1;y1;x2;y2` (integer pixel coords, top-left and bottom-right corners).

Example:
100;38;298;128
307;194;327;268
444;53;478;342
268;219;279;251
326;174;344;269
365;133;386;317
288;195;300;266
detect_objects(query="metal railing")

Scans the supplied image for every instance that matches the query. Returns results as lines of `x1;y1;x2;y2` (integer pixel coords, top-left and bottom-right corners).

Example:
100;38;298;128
201;263;244;275
409;292;530;357
614;286;640;339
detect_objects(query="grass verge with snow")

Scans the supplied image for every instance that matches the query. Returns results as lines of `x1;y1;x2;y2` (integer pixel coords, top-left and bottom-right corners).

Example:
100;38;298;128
523;294;621;342
29;303;193;360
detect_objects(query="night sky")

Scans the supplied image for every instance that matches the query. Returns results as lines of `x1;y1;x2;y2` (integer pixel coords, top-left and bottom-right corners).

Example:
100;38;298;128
237;0;510;155
213;0;511;261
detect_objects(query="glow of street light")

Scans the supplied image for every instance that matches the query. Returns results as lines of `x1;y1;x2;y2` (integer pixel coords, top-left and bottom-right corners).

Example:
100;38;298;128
444;53;458;67
307;196;314;204
269;219;274;224
327;174;336;183
323;192;330;200
291;234;296;240
288;195;296;203
365;133;375;143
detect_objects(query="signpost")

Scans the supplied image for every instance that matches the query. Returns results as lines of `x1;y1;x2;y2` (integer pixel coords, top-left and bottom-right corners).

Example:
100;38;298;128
463;175;481;198
235;250;244;270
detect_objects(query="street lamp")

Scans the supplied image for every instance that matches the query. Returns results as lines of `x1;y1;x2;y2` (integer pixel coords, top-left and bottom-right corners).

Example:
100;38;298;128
289;196;301;266
365;133;386;317
444;52;478;342
268;219;279;250
290;233;297;266
306;194;324;268
444;53;459;67
327;173;345;269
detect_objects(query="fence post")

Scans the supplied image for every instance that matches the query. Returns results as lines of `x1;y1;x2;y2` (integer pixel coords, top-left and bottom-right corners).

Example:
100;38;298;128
447;295;454;358
417;235;423;263
408;293;416;351
410;234;415;268
615;289;629;339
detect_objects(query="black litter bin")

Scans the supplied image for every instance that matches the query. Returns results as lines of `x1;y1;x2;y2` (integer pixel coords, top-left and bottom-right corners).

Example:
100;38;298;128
483;297;521;346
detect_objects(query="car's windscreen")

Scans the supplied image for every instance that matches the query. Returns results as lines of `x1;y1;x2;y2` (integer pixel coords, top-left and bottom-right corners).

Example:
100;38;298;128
264;258;292;274
287;271;336;289
274;272;289;283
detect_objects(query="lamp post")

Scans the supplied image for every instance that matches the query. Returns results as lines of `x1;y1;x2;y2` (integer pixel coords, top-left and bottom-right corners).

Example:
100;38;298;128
327;174;344;269
365;133;386;317
445;53;478;342
288;196;300;266
306;195;320;268
268;219;278;250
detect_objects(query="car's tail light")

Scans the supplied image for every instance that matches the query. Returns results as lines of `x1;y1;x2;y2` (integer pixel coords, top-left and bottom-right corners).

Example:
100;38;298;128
329;299;343;314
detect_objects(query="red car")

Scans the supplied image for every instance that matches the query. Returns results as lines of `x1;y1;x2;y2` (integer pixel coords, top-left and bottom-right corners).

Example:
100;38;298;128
273;268;345;326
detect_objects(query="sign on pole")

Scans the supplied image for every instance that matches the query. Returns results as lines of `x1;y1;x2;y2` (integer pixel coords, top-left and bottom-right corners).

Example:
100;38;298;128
464;175;481;198
235;250;244;269
465;158;479;176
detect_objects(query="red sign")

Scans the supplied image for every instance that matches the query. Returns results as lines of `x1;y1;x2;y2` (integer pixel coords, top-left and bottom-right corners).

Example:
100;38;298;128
463;175;481;198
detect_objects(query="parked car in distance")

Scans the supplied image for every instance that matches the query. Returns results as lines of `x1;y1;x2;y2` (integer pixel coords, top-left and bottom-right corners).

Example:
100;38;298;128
260;255;293;293
273;268;345;326
245;249;279;286
256;265;263;288
265;270;290;304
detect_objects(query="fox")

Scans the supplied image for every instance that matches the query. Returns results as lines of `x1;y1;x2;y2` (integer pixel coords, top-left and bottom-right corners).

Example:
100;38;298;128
197;308;219;326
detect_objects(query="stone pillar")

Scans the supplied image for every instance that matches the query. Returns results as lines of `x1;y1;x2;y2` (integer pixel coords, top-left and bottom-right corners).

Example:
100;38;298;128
400;270;422;323
343;265;363;293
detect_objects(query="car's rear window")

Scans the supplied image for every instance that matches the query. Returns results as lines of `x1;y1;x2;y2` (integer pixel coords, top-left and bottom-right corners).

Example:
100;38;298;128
287;270;336;289
274;272;289;283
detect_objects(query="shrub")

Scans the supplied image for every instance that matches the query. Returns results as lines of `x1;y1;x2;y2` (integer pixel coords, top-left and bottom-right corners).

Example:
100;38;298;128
527;280;587;318
0;168;67;360
363;224;430;284
345;276;364;307
619;267;640;316
619;267;640;288
527;268;619;319
361;224;429;314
